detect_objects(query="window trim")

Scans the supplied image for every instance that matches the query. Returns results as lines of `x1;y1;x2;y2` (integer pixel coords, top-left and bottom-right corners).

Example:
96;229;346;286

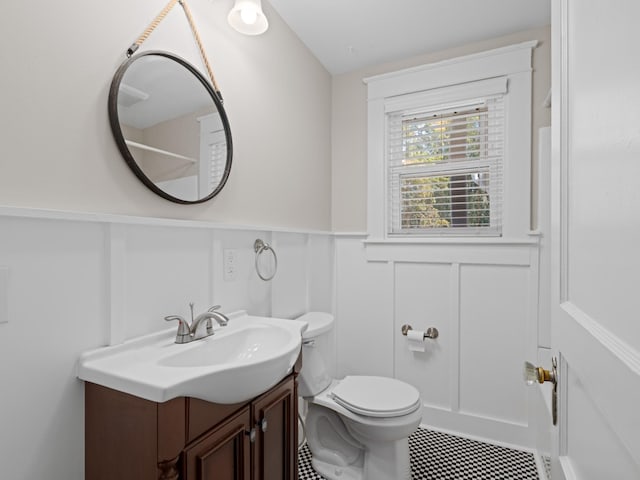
365;41;537;243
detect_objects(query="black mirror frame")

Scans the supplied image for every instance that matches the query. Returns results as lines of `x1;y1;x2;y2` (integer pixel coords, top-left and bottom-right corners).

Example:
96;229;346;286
108;50;233;205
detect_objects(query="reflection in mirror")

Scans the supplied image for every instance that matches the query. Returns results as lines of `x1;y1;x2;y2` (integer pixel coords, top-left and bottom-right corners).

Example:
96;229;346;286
109;51;232;204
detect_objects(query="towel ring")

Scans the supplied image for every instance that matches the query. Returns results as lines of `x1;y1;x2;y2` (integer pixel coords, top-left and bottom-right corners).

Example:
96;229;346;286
254;239;278;281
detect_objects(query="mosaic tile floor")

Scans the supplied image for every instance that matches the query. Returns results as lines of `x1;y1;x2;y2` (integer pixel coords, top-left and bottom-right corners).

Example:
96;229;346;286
298;427;539;480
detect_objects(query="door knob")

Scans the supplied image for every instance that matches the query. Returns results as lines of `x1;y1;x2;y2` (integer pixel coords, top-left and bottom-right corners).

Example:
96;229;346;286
523;358;558;426
524;360;556;386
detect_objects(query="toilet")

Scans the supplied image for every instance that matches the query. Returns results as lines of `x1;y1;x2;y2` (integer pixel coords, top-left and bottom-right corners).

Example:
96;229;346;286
297;312;422;480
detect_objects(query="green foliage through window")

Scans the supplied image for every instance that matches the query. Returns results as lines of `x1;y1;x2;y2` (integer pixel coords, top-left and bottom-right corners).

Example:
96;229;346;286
400;172;490;229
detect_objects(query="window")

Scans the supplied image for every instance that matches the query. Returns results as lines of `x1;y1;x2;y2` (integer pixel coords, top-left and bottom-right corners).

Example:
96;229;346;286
387;97;504;236
365;41;536;242
199;113;228;196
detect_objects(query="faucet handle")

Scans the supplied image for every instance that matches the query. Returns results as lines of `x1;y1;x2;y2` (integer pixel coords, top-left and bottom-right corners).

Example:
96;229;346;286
207;305;229;326
164;315;190;335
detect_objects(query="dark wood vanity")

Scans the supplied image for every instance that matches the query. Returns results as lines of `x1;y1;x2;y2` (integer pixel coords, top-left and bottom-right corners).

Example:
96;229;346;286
85;371;298;480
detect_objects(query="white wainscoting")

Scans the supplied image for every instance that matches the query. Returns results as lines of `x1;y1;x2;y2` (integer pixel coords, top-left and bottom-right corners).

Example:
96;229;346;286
335;235;540;448
0;205;541;478
0;208;333;480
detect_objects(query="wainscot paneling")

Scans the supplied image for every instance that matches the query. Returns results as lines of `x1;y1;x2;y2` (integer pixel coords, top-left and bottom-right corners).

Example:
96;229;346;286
122;225;214;341
0;207;332;480
458;264;531;425
212;229;272;318
0;216;107;480
335;236;540;448
394;262;451;411
271;232;310;319
306;234;334;314
334;235;394;379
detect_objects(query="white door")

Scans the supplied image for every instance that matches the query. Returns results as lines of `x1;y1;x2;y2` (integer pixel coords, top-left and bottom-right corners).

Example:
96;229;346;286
549;1;640;479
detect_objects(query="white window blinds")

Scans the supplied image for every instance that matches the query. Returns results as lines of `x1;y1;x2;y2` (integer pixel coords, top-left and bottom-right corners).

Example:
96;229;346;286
208;130;227;189
387;95;504;236
198;112;228;197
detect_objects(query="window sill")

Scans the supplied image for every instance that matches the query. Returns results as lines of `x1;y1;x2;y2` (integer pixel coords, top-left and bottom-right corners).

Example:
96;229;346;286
364;235;540;246
363;235;540;265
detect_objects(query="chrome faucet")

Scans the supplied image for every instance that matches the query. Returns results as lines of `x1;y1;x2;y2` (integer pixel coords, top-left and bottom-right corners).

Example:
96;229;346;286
164;303;229;344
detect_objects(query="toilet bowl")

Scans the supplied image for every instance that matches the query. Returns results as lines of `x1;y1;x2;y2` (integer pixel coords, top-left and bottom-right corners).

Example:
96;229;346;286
297;312;423;480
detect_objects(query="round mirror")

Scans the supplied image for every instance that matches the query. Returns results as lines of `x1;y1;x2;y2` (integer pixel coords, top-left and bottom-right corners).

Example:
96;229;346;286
108;51;232;204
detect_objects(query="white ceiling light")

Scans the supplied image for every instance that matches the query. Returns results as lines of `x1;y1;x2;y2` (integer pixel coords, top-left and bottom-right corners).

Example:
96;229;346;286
228;0;269;35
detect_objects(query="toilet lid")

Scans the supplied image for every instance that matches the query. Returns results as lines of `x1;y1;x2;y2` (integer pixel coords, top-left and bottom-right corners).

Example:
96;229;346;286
331;376;421;418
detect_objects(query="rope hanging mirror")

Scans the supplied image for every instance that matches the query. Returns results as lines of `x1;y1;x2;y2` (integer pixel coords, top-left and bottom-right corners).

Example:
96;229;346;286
108;0;233;204
126;0;223;101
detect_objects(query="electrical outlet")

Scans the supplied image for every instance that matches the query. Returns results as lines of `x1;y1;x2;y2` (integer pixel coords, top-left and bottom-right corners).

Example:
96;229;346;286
0;267;8;324
223;249;238;281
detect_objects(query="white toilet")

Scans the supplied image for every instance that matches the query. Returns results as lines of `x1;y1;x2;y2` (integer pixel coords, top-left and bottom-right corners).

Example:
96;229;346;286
297;312;422;480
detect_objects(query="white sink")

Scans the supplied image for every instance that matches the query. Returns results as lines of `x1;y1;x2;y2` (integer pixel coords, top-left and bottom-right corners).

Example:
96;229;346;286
77;312;307;404
158;324;292;368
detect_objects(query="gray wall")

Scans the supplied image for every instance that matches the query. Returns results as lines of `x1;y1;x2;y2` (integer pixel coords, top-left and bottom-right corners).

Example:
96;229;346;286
331;25;551;232
0;0;332;231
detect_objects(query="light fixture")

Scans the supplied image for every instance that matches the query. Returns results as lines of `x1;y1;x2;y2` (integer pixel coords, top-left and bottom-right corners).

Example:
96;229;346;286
227;0;269;35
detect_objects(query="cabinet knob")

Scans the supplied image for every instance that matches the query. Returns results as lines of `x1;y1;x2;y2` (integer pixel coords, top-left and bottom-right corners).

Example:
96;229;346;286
246;427;256;443
260;418;268;433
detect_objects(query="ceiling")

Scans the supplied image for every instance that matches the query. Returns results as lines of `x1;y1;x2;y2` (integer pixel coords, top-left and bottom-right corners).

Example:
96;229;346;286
267;0;551;75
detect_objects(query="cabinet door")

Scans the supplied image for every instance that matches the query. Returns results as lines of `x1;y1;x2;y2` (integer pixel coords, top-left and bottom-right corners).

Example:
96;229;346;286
184;406;252;480
252;376;297;480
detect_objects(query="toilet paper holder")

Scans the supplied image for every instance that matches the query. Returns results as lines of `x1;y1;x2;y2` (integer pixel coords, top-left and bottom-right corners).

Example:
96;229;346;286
401;324;439;339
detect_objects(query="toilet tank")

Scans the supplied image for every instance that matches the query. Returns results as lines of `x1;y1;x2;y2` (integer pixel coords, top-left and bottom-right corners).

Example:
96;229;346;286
296;312;334;397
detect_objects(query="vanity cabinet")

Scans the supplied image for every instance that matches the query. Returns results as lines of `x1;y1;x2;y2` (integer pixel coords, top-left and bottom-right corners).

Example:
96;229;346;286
183;405;251;480
85;373;298;480
250;378;297;480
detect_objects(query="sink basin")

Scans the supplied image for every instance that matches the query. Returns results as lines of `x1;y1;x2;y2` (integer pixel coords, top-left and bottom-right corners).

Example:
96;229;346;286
158;324;292;368
77;312;307;404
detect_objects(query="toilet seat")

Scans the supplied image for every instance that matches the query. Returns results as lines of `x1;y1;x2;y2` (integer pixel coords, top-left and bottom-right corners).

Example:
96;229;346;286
330;376;421;418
